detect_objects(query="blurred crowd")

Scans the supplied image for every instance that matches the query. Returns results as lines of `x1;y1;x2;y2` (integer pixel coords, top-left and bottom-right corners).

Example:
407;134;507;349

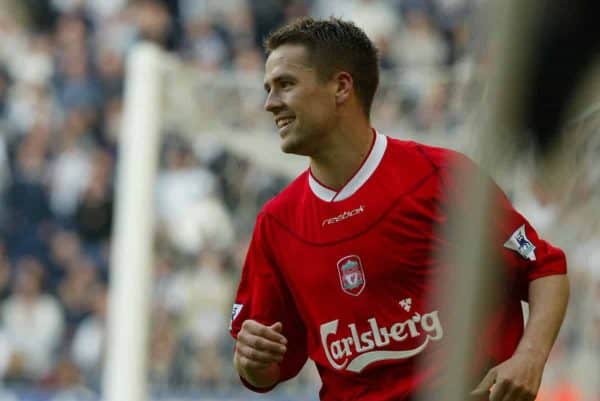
0;0;597;400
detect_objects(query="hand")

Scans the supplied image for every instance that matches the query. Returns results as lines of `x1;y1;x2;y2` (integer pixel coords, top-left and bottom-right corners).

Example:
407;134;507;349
234;320;288;387
471;352;545;401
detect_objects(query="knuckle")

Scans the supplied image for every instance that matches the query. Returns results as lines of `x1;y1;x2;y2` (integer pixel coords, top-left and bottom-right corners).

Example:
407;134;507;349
245;348;256;360
239;356;250;369
237;334;249;347
254;325;267;337
241;356;259;369
241;319;253;330
253;336;265;349
514;383;526;392
237;343;250;358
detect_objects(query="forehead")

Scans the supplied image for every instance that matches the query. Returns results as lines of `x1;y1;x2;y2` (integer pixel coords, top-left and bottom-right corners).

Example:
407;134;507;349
264;44;315;82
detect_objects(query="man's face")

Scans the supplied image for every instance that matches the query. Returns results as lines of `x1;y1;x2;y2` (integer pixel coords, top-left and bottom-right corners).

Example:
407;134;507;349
264;44;337;155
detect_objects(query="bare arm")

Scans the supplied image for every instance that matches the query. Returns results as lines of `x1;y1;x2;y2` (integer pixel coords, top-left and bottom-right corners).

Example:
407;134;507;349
472;274;570;401
515;274;570;363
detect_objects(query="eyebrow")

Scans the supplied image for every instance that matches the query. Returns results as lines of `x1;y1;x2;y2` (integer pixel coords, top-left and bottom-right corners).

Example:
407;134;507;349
263;74;296;92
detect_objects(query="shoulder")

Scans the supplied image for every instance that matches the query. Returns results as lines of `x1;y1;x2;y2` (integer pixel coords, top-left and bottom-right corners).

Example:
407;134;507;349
398;139;483;178
381;136;475;175
394;139;469;168
382;136;449;163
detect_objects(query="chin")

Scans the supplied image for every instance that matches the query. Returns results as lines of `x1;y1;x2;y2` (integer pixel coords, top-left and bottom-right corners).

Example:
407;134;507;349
280;133;307;155
280;142;302;155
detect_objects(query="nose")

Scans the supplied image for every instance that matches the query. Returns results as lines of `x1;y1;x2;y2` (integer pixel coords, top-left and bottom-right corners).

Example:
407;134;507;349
264;90;283;113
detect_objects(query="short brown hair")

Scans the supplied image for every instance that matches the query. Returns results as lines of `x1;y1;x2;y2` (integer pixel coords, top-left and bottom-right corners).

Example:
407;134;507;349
264;17;379;118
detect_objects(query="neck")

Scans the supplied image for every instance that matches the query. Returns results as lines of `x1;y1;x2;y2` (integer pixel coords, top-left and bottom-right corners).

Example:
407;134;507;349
309;119;374;190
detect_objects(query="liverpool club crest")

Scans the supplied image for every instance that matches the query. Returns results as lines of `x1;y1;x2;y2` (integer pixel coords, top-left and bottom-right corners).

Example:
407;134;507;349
337;255;366;296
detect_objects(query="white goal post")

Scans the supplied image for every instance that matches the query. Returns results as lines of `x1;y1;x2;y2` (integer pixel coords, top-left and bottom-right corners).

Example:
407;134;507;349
104;42;165;401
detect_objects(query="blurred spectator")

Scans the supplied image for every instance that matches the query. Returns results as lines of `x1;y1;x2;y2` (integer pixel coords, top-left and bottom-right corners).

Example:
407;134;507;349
178;0;247;24
0;130;9;226
222;5;256;54
401;9;445;66
153;253;177;310
93;8;137;56
183;17;229;72
248;0;286;50
172;250;232;348
54;46;101;113
95;47;124;101
344;0;400;46
164;249;232;387
167;195;235;255
0;327;23;382
70;283;106;389
1;257;64;381
0;243;12;301
431;0;472;65
82;0;128;27
10;34;54;88
57;257;99;333
99;96;122;149
155;138;234;254
156;139;216;221
51;0;86;15
133;0;172;48
148;307;178;389
5;81;51;136
48;111;93;222
0;66;11;121
46;229;83;292
413;79;457;133
231;44;263;74
0;11;28;82
45;358;96;401
5;132;52;261
53;13;87;52
74;149;113;245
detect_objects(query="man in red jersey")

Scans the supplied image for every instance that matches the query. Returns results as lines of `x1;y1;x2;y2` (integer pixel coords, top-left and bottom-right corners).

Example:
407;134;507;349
229;17;569;401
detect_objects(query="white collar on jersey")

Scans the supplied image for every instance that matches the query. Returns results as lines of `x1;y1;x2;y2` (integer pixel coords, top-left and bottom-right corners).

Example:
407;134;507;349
308;132;388;202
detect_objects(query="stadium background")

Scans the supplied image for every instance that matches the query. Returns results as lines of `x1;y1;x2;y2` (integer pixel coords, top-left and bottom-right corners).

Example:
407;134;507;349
0;0;597;400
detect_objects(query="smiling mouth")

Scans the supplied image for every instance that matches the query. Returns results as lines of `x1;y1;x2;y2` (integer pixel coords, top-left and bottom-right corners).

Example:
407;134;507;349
276;117;295;130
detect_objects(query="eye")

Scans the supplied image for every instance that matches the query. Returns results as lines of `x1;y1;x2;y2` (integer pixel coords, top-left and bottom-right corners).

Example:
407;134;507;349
280;80;294;89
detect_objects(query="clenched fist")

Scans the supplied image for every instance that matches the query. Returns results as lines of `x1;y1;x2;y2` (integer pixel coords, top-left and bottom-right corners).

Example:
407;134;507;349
234;320;288;388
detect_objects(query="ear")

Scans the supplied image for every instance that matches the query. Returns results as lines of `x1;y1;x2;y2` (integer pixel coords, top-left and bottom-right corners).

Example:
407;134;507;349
334;71;354;106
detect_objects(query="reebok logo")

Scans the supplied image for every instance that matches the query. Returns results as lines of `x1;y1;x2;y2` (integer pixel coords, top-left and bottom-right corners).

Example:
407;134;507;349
322;205;365;227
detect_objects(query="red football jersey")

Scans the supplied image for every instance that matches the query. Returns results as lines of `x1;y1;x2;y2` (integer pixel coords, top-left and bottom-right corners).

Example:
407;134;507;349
230;132;567;401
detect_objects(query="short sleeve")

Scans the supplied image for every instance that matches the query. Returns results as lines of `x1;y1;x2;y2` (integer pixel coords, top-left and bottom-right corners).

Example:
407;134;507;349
229;212;308;391
494;199;567;282
425;147;567;290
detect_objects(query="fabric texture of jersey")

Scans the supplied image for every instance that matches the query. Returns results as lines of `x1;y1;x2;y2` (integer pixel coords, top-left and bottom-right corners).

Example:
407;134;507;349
230;133;567;401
